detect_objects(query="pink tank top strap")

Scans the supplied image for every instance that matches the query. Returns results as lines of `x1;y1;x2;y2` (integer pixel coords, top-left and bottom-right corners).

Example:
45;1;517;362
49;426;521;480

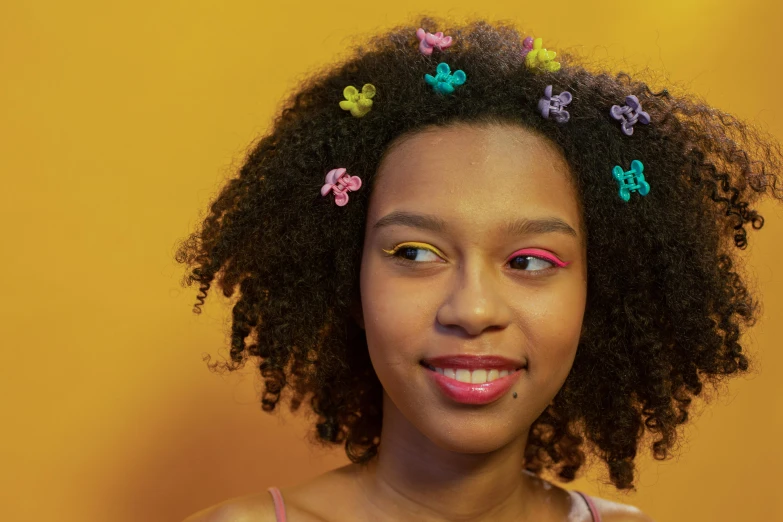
574;491;602;522
267;486;287;522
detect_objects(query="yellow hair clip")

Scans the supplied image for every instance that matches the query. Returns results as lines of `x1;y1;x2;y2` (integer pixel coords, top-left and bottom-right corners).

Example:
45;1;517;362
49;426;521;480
339;83;376;118
522;37;561;73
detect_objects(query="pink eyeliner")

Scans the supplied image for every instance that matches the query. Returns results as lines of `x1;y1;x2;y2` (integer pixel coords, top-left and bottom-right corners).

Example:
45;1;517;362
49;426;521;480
507;248;570;267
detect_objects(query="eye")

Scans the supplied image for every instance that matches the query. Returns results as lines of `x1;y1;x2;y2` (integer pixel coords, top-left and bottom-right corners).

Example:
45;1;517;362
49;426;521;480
383;244;568;276
382;242;445;264
508;255;556;272
506;248;569;275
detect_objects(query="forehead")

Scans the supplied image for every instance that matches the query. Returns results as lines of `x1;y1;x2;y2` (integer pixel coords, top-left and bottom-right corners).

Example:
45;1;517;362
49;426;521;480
369;124;582;237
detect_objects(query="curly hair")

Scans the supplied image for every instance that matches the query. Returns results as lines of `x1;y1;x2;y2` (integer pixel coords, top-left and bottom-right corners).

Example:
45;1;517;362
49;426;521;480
173;16;783;490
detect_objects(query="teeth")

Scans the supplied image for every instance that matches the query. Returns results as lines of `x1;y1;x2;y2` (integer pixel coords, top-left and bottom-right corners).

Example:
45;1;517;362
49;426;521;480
471;369;487;383
455;369;471;383
430;366;514;383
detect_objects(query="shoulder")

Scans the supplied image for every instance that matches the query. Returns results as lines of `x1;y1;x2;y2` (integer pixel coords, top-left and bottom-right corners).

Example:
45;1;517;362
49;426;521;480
180;491;277;522
584;494;656;522
181;466;356;522
524;472;654;522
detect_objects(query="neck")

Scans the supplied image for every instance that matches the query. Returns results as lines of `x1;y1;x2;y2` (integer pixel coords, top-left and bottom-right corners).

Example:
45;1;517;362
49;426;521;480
351;393;536;522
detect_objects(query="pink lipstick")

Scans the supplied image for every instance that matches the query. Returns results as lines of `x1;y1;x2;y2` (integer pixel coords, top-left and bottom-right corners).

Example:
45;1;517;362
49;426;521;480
420;355;526;405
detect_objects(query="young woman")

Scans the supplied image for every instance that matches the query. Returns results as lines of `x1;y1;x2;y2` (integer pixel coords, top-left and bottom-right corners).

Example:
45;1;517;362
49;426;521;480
176;16;782;521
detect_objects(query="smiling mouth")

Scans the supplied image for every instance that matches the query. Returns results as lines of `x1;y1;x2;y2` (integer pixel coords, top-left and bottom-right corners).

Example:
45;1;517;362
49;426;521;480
419;361;525;383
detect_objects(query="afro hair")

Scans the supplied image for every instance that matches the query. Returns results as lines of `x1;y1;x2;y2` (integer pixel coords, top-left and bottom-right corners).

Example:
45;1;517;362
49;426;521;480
174;16;783;490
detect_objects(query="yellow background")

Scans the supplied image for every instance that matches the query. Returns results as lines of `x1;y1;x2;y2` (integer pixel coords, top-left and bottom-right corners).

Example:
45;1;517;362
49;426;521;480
2;2;781;521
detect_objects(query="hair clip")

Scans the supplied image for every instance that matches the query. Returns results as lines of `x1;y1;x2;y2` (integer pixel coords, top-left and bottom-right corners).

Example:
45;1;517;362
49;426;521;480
416;28;453;56
321;168;362;206
339;84;376;118
523;37;561;72
610;95;650;136
612;160;650;201
424;62;466;95
538;85;572;123
520;36;534;58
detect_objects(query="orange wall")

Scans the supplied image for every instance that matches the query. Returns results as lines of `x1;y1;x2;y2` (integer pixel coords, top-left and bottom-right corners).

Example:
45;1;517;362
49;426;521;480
1;2;781;521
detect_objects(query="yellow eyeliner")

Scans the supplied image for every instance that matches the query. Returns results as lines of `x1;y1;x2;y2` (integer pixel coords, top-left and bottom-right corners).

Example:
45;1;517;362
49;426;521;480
382;242;447;258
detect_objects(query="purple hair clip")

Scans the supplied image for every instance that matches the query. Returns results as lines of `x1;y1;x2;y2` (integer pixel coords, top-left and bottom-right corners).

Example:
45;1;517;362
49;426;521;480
321;168;362;207
416;28;453;56
610;95;650;136
538;85;572;123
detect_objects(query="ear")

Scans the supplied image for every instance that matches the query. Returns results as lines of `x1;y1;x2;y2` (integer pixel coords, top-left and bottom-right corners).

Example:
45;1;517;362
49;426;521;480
350;295;365;330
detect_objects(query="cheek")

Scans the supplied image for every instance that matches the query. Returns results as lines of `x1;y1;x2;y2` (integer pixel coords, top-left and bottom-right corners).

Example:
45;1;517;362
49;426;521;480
360;268;431;370
522;282;586;390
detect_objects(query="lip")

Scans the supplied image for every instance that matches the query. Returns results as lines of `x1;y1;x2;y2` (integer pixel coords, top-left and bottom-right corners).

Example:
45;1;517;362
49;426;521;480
424;365;524;405
420;354;526;371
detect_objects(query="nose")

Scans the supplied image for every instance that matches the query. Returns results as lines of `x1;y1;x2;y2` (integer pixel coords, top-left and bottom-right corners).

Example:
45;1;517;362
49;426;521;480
435;259;512;337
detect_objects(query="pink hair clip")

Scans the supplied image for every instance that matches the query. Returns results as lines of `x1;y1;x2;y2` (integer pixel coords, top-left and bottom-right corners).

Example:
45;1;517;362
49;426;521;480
320;168;362;206
520;36;534;58
416;28;453;56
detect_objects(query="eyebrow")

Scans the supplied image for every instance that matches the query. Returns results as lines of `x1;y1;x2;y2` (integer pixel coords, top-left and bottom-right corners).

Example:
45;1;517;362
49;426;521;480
372;211;579;238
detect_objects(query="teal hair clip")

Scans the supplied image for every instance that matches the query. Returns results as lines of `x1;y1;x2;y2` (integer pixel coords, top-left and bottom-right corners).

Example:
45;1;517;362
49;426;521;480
612;160;650;201
424;62;466;95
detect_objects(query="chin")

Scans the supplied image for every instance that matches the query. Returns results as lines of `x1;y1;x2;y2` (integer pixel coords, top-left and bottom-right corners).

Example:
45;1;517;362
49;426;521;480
412;411;529;455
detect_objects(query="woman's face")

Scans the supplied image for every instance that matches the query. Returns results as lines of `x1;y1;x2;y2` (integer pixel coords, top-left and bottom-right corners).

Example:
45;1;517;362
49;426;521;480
358;123;587;454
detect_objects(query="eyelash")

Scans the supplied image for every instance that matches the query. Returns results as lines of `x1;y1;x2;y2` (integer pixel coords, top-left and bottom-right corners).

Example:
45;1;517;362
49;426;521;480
382;243;566;276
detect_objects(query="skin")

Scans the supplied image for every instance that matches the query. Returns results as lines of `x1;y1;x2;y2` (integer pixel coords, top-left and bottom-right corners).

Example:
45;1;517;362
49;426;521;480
183;123;654;522
348;122;588;521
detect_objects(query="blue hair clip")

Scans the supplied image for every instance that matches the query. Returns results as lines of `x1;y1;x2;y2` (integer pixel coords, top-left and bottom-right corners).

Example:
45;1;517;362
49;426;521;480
612;160;650;201
424;62;466;95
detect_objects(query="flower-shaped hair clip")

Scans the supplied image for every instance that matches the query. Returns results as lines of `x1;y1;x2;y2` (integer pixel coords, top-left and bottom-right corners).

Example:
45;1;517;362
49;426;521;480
520;37;535;58
522;37;561;73
339;84;376;118
612;160;650;201
538;85;572;123
424;62;466;95
416;28;453;56
610;95;650;136
321;168;362;206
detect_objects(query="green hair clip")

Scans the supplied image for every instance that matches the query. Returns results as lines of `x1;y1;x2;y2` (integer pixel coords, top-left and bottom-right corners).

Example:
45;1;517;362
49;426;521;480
339;83;376;117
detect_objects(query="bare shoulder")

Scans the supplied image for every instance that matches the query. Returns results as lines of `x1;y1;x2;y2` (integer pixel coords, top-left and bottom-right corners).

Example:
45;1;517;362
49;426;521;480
588;495;655;522
179;466;352;522
180;491;277;522
524;471;653;522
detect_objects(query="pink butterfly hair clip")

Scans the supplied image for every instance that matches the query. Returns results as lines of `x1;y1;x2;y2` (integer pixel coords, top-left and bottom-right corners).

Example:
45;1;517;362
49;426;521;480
416;28;453;56
320;168;362;206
